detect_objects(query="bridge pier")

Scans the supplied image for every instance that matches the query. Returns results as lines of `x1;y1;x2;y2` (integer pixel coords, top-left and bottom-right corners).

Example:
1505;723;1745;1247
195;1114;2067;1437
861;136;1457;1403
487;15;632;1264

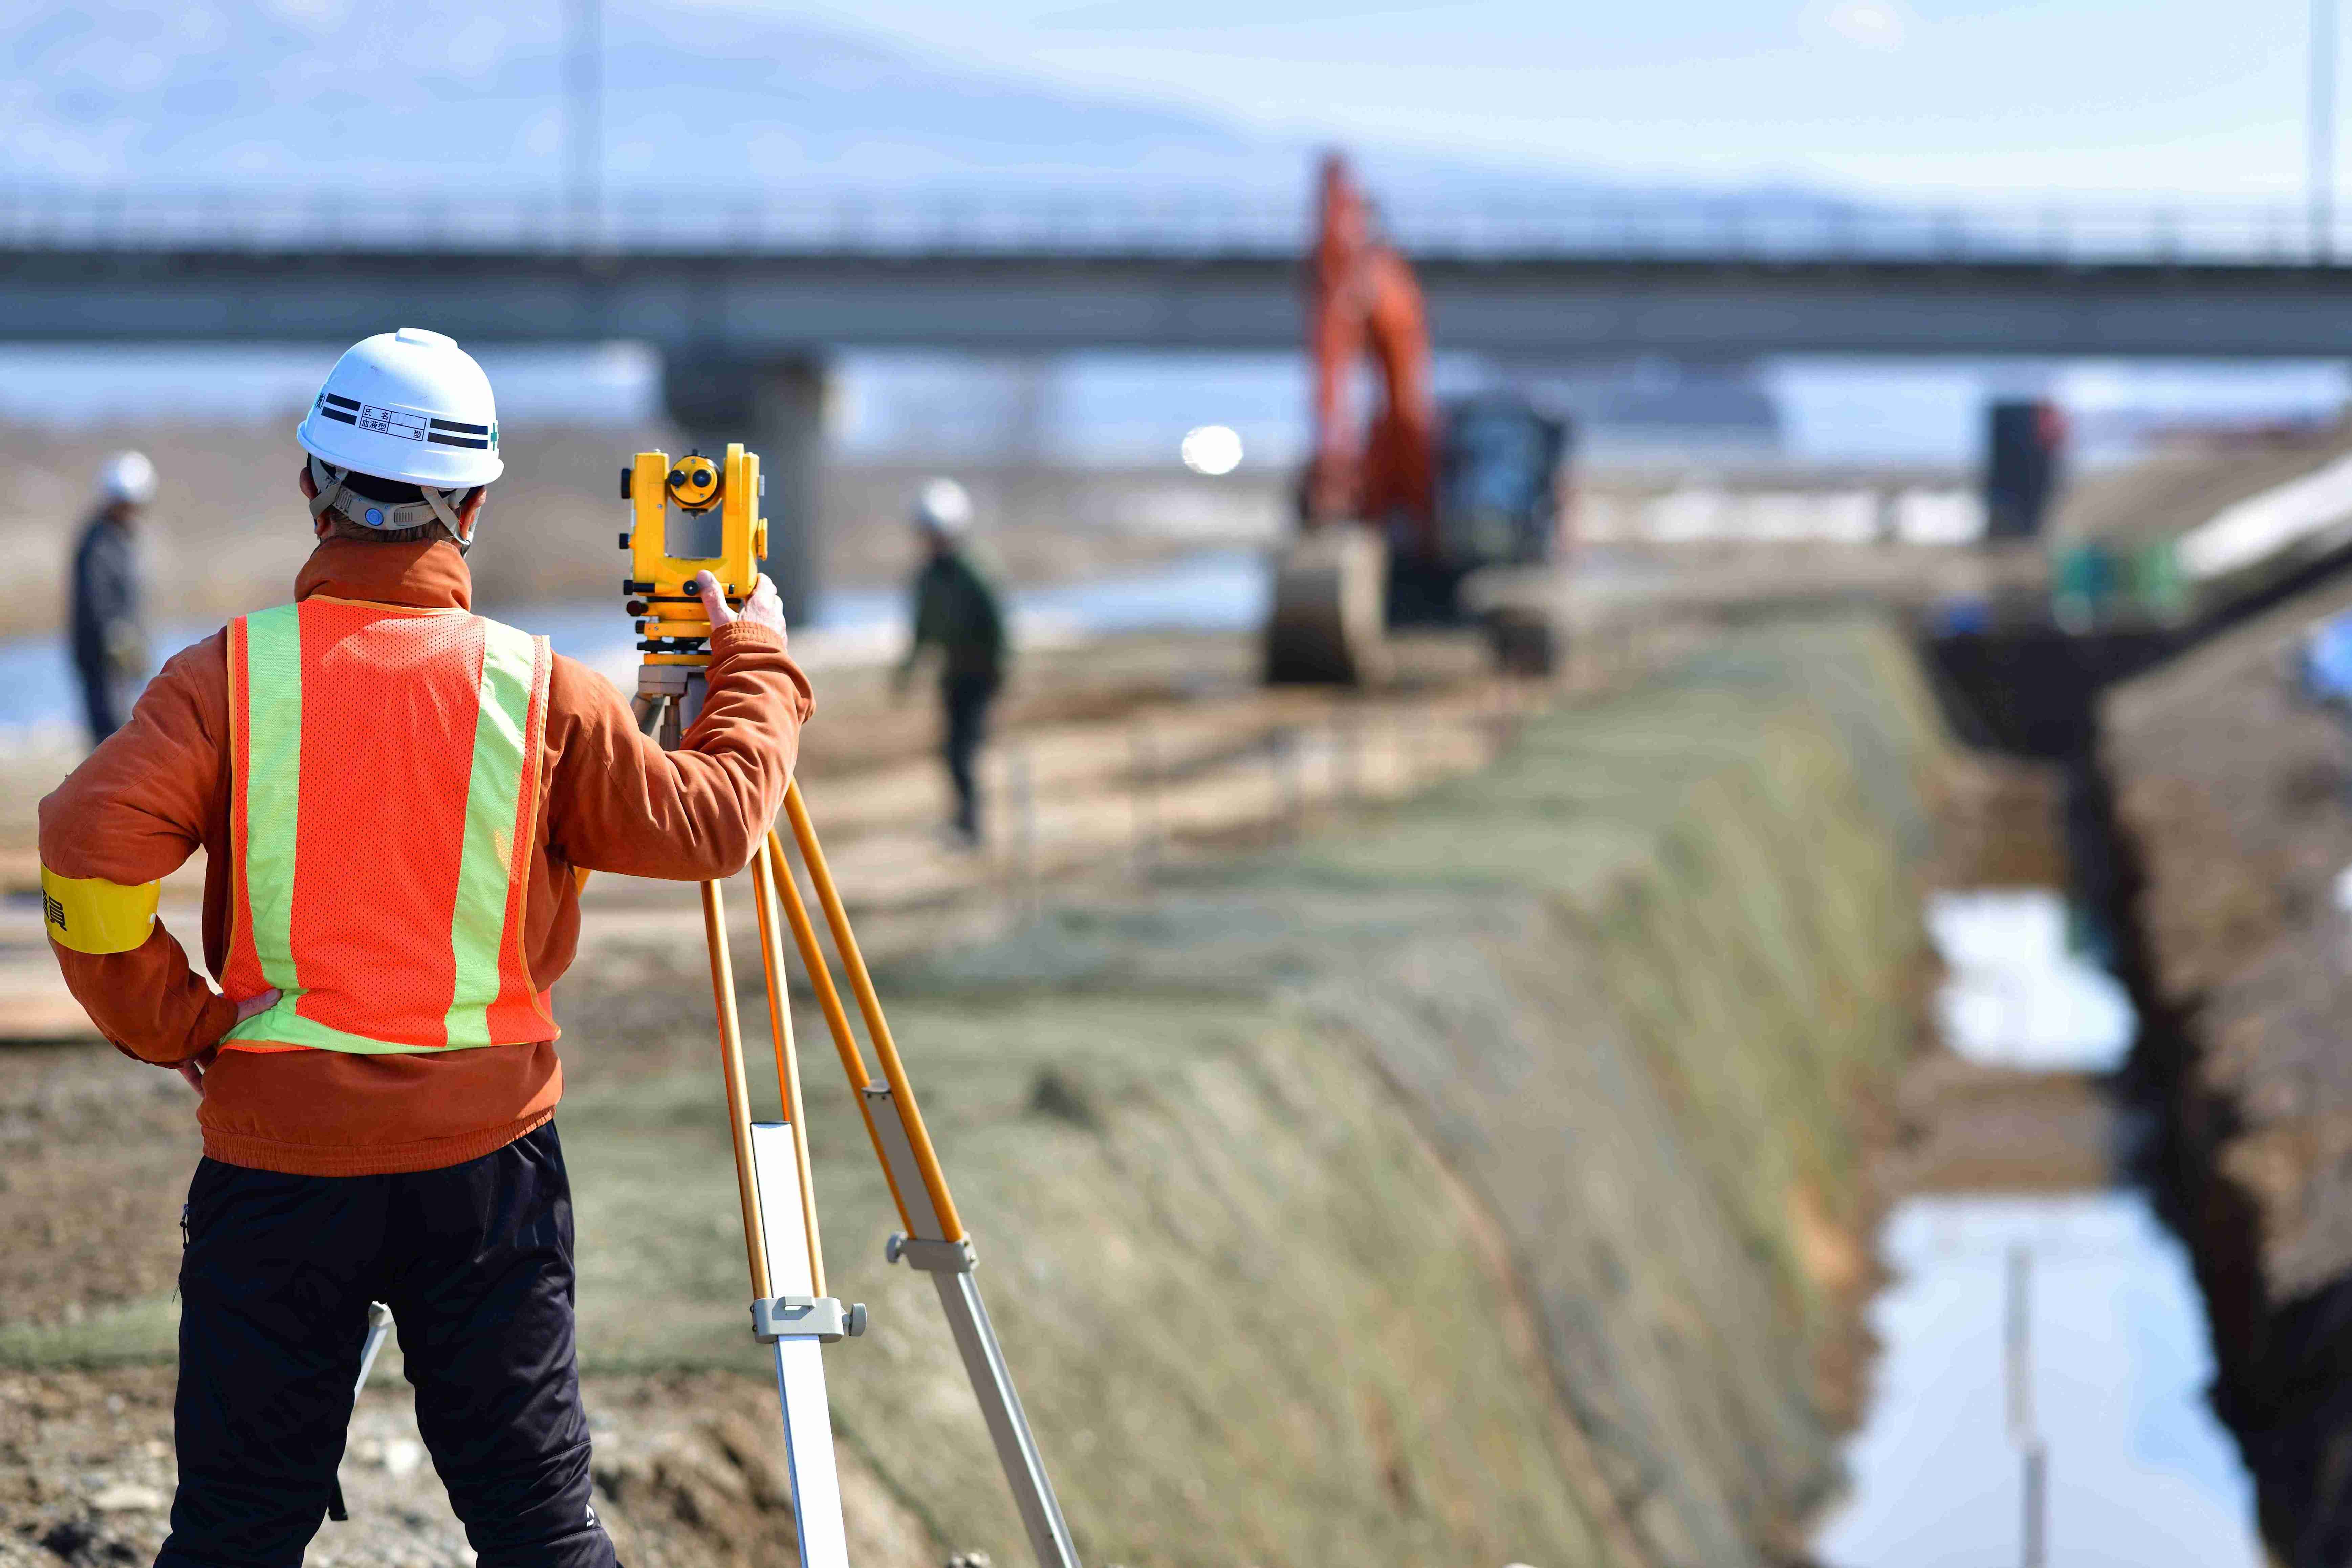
661;354;827;625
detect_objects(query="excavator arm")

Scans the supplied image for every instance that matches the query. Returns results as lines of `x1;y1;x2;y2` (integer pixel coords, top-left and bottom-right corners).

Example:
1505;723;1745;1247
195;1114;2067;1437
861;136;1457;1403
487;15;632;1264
1301;153;1439;560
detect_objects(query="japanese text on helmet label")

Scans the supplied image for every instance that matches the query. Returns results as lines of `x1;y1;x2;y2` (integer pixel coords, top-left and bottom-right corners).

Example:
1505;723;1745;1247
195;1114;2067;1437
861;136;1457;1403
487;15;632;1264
355;405;429;441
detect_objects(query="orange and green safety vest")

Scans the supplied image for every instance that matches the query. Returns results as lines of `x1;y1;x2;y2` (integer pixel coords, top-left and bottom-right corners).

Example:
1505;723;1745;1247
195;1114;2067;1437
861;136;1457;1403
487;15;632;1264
219;597;556;1055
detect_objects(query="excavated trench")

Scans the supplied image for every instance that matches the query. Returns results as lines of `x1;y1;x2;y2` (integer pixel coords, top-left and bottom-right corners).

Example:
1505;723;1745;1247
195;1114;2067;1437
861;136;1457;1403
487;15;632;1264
1920;597;2352;1568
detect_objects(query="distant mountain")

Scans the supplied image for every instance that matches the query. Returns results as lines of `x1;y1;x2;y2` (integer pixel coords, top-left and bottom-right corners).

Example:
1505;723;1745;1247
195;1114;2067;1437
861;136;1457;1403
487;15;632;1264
7;1;1298;192
2;1;1866;217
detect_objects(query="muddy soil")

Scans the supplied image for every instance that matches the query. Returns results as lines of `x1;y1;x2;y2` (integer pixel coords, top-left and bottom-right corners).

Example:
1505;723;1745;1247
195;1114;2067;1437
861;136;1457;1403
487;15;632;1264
0;1367;940;1568
2101;570;2352;1560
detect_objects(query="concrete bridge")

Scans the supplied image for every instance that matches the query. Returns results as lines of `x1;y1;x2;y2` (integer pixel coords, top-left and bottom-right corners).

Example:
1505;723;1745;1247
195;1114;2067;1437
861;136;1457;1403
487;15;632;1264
12;186;2352;612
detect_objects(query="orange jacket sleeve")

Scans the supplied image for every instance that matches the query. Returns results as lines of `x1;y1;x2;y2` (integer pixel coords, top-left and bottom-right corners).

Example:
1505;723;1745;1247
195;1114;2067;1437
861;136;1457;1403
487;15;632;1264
542;621;813;881
37;635;240;1067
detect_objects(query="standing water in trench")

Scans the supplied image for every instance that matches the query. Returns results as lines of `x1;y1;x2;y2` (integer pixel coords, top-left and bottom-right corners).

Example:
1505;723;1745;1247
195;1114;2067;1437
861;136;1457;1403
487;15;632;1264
1816;849;2264;1562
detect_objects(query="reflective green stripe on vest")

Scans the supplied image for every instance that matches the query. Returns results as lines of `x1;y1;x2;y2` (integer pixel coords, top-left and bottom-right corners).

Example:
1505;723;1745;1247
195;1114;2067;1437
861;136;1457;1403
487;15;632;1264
223;609;542;1054
235;603;305;1011
445;622;539;1048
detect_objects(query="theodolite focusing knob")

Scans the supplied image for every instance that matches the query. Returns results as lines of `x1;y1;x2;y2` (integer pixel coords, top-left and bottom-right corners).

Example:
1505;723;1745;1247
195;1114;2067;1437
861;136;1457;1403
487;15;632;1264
626;598;649;617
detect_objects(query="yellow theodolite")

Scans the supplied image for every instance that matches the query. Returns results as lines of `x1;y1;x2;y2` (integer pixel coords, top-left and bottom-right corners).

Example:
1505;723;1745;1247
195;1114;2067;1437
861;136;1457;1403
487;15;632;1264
620;443;770;671
620;443;1082;1568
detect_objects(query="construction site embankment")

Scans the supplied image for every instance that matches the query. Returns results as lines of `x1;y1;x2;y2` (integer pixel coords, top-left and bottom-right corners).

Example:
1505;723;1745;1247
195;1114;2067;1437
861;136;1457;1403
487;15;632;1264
1;615;1949;1566
2098;572;2352;1562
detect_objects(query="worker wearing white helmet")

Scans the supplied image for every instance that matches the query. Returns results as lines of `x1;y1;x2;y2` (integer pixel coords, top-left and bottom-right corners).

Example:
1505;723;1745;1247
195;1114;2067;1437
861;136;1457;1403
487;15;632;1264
68;450;158;743
293;325;506;552
38;327;811;1563
915;475;973;537
100;450;157;506
895;476;1008;846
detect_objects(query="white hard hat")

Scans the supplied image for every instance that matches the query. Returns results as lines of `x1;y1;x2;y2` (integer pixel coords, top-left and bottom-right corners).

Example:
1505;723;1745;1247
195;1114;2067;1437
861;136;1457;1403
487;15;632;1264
915;477;973;536
296;328;502;549
298;328;501;488
98;451;156;506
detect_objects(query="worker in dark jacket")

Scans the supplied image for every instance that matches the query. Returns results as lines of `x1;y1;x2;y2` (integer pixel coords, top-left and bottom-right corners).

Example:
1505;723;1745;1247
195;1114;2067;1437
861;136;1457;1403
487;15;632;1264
69;451;155;745
893;478;1007;846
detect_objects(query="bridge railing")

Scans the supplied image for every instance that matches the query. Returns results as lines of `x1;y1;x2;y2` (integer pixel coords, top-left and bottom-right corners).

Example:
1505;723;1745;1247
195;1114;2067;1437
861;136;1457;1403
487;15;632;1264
0;184;2342;266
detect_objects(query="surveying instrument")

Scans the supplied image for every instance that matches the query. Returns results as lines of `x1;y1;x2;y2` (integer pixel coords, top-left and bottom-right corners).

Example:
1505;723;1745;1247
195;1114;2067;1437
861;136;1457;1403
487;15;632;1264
620;445;1082;1568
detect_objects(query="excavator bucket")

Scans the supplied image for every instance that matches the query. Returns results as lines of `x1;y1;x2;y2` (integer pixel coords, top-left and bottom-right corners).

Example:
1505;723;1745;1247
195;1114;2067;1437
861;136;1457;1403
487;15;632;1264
1264;524;1390;685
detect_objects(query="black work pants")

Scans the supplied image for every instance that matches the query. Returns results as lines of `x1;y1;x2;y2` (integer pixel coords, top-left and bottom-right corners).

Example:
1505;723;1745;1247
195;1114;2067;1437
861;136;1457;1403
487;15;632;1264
157;1123;617;1568
942;671;999;838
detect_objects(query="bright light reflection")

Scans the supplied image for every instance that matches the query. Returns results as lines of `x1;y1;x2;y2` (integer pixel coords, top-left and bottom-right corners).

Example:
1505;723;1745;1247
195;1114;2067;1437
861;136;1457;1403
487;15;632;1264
1180;423;1243;475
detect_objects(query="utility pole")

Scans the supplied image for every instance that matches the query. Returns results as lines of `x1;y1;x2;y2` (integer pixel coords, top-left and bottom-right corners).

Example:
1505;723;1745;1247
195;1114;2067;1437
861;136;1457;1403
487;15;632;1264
2316;0;2338;262
566;0;603;248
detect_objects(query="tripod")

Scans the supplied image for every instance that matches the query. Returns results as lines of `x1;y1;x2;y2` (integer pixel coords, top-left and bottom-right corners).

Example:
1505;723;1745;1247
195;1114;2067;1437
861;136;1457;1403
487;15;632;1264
639;671;1081;1568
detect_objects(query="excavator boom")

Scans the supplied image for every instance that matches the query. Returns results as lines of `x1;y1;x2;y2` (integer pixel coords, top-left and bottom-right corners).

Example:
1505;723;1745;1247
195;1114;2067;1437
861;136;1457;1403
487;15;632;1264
1301;154;1440;558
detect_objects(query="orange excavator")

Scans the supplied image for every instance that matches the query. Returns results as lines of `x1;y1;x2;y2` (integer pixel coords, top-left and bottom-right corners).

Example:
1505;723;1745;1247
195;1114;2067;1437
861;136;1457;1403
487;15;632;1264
1266;153;1570;683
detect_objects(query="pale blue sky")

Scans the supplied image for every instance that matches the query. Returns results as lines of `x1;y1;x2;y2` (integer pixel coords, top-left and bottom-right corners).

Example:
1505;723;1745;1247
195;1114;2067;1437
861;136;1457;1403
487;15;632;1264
738;0;2327;201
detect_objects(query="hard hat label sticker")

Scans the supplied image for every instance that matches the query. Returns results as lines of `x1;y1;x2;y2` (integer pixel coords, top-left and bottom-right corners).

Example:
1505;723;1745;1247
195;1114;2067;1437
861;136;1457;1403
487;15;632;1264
353;405;429;442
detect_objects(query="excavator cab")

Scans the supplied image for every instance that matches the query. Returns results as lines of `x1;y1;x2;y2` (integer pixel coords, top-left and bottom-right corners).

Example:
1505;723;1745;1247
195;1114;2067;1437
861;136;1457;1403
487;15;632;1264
1382;396;1570;629
1436;395;1568;574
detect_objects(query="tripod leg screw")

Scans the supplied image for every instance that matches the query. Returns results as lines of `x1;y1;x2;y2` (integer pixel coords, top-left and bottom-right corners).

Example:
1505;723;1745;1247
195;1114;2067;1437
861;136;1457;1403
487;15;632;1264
848;1303;868;1337
886;1233;906;1265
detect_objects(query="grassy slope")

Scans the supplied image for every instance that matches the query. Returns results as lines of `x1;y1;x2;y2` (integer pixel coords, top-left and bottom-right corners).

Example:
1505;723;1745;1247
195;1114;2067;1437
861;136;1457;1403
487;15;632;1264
565;615;1941;1568
3;617;1943;1568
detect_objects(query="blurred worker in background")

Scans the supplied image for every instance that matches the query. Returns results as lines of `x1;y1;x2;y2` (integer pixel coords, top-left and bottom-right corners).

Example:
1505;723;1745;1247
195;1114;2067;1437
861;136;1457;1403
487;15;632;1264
38;328;811;1566
894;477;1008;847
70;450;155;745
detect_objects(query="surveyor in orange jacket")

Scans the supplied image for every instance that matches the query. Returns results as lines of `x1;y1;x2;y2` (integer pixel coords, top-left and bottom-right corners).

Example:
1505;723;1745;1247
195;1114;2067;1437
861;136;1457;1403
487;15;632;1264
38;328;810;1566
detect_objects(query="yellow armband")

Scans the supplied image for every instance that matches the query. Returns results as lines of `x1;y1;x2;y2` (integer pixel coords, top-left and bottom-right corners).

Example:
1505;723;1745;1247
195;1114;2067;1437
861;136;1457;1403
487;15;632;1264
39;866;160;955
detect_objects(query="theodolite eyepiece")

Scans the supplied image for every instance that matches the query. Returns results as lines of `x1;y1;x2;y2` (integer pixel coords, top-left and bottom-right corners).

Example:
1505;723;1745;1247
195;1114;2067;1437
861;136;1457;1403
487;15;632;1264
667;452;722;512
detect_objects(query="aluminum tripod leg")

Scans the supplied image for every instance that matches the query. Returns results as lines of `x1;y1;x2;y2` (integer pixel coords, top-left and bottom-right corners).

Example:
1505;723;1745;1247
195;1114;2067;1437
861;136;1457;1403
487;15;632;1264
765;805;1082;1568
870;1086;1080;1568
702;863;855;1568
751;1121;851;1568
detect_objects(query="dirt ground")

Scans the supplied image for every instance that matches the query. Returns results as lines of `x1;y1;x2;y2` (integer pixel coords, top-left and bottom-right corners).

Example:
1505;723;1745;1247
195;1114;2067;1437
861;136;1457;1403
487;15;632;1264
0;1366;946;1568
4;605;1696;1564
2097;570;2352;1547
0;565;2034;1566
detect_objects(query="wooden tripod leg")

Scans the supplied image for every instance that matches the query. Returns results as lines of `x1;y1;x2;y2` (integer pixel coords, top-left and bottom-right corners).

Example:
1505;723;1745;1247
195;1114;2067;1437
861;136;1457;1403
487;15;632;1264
780;783;966;1243
764;827;916;1236
700;878;771;1301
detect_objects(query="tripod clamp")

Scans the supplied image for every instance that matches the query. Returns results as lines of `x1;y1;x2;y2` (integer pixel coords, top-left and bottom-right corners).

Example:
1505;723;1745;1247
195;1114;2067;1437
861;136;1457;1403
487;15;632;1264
752;1294;869;1345
887;1233;978;1274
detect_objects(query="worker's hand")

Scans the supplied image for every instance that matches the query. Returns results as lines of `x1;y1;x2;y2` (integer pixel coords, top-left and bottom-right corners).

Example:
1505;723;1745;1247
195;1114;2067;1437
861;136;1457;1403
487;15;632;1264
180;989;277;1094
696;571;785;641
